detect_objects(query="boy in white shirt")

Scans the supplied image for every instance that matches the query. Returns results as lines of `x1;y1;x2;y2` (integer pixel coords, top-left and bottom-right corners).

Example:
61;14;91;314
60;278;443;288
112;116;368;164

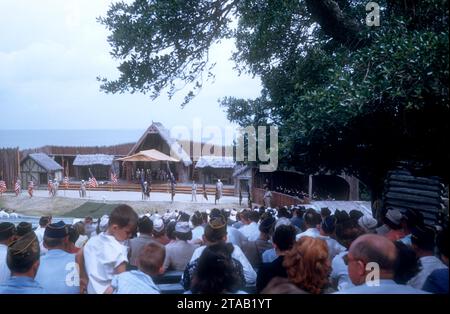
78;204;138;294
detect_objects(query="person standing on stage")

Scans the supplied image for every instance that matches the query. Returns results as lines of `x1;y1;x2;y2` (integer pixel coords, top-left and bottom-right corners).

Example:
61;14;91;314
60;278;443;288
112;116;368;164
79;180;87;198
142;182;150;201
263;186;273;208
27;180;34;198
215;179;223;205
48;179;53;197
191;180;197;202
51;179;59;197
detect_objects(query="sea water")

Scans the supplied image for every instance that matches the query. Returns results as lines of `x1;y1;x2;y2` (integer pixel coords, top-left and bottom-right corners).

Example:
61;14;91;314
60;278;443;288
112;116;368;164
0;129;144;149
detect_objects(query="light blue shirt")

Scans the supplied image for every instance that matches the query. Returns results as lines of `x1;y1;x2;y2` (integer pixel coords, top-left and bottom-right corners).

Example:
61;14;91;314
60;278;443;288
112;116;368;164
0;276;46;294
0;244;11;284
35;249;79;294
262;248;277;263
334;279;429;294
399;234;412;246
111;270;160;294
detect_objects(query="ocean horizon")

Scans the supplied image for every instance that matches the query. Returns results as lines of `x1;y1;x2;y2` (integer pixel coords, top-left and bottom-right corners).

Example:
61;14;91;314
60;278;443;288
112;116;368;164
0;128;235;149
0;129;145;149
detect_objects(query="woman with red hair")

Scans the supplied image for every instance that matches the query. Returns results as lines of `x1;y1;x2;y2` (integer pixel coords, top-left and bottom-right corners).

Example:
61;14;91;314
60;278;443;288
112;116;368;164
283;236;334;294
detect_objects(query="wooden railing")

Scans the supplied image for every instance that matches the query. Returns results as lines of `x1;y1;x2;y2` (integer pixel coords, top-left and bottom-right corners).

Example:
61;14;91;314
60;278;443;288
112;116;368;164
56;183;235;196
252;187;310;207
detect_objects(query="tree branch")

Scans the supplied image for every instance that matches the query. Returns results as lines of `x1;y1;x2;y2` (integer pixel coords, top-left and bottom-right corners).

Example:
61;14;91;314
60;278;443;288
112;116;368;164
305;0;368;50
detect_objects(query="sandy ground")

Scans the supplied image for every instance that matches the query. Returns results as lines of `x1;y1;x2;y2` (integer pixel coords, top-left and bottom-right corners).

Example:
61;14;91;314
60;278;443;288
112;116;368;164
1;188;372;220
0;189;246;217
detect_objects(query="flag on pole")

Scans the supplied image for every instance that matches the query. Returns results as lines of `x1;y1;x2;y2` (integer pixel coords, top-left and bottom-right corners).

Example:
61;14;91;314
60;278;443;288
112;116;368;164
47;179;53;196
14;179;21;196
88;168;98;188
88;176;98;188
111;171;118;184
0;180;7;194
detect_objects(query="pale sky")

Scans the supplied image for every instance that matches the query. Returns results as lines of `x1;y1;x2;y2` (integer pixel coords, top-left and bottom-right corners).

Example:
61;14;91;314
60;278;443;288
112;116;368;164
0;0;261;134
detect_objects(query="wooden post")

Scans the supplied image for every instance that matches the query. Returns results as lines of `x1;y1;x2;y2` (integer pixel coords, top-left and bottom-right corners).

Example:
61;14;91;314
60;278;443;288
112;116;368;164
17;149;21;189
308;175;313;198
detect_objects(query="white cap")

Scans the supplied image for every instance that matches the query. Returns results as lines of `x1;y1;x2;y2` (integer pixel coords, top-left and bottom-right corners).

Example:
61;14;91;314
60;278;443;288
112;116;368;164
153;218;164;232
175;221;190;233
385;208;403;225
358;215;378;230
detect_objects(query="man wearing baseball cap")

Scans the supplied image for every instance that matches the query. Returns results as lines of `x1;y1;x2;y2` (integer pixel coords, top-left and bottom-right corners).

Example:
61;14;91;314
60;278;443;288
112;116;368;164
0;231;44;293
34;221;80;293
384;208;407;241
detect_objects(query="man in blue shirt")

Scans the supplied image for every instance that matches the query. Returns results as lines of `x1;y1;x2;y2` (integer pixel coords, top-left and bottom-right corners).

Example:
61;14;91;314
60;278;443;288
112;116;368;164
423;227;448;294
290;206;305;230
0;231;45;294
35;221;80;294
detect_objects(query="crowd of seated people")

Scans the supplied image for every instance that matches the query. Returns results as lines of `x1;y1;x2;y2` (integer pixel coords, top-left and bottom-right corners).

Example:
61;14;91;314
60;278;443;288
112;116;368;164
273;186;311;200
0;203;448;295
272;186;338;202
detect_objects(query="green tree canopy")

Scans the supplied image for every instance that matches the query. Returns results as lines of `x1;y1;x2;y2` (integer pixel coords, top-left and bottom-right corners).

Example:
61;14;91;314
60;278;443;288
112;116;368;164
98;0;449;198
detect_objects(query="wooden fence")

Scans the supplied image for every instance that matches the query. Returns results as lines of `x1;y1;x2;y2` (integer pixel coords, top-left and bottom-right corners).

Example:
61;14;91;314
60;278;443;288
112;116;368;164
0;148;20;190
21;143;134;157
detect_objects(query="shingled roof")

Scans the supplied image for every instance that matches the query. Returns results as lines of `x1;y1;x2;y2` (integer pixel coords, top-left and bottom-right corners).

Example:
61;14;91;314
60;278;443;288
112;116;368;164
129;122;192;167
73;154;115;166
195;156;236;169
27;153;63;172
232;165;252;177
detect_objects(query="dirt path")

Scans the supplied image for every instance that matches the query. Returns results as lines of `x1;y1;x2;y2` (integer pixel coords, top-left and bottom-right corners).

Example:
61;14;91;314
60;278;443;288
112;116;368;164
0;193;245;218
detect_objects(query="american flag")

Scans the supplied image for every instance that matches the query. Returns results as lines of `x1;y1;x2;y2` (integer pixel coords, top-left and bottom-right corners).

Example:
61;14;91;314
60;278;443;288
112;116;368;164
111;171;118;184
64;176;69;188
0;180;6;194
14;180;21;193
88;177;98;188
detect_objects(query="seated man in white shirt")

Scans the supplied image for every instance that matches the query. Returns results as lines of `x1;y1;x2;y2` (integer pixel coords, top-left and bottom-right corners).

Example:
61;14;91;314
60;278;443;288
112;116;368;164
335;234;427;294
296;209;321;240
34;216;50;244
238;210;260;242
189;211;204;244
408;225;448;290
35;216;51;256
